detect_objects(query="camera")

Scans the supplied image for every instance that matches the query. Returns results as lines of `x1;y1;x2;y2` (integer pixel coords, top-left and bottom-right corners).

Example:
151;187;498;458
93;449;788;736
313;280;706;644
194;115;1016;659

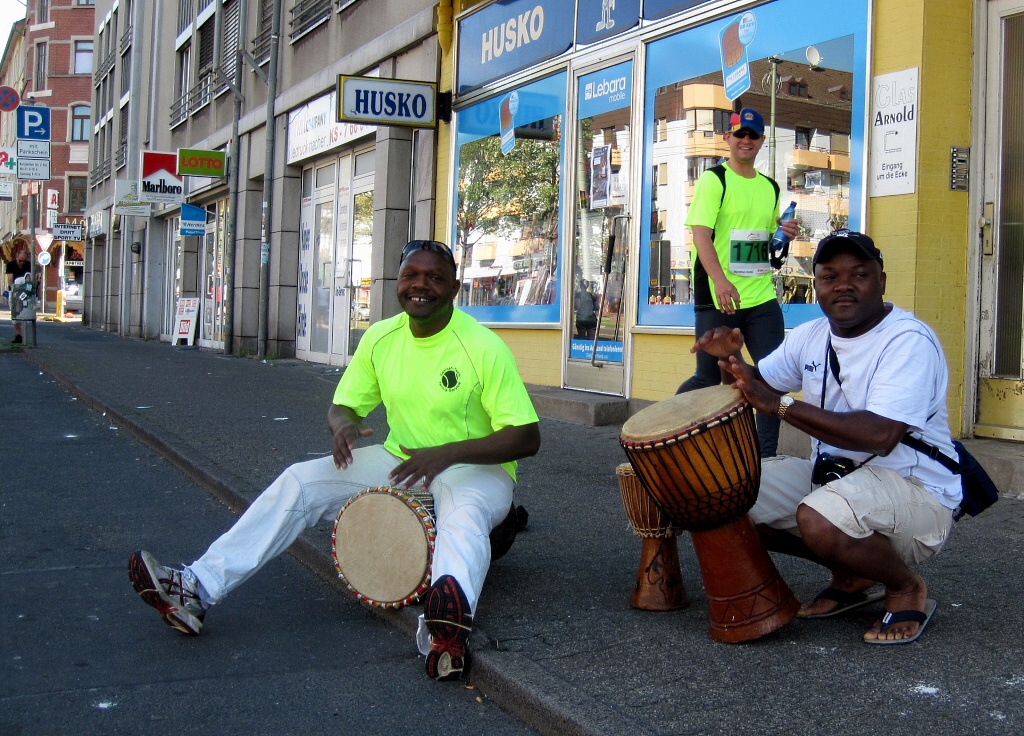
812;453;859;485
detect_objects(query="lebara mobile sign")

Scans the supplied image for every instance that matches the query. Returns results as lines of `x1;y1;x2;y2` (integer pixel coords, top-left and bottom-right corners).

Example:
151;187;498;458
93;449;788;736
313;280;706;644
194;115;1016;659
178;148;226;177
138;151;183;204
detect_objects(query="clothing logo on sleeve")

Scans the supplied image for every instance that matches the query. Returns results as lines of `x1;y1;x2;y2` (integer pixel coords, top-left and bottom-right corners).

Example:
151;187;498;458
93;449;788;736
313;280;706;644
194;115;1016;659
804;360;821;373
440;367;461;392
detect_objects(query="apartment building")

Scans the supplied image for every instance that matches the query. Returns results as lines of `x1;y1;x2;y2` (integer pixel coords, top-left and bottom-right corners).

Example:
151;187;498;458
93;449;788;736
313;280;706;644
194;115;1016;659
1;1;94;310
85;0;439;363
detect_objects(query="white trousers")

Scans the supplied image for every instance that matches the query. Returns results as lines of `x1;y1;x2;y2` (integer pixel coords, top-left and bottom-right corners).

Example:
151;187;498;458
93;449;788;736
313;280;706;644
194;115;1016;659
189;445;514;613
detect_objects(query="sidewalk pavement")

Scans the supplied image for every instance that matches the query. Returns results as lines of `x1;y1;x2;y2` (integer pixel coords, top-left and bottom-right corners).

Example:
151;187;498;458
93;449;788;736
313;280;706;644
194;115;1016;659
8;321;1024;736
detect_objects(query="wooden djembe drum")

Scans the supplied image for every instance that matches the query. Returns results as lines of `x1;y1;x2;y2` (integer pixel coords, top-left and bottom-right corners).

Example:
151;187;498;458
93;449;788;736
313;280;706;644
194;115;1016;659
619;385;799;643
615;463;688;611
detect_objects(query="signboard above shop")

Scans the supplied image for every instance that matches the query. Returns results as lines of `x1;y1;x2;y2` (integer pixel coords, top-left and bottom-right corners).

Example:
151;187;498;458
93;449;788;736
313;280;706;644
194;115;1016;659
337;76;438;127
178;148;226;177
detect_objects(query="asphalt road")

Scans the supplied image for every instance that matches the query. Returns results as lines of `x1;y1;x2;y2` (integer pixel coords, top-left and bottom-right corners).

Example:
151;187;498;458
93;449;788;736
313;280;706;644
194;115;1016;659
0;352;537;736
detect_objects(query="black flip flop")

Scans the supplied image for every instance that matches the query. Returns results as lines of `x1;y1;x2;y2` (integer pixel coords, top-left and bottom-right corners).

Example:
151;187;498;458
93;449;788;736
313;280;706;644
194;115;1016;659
864;598;937;645
797;586;885;619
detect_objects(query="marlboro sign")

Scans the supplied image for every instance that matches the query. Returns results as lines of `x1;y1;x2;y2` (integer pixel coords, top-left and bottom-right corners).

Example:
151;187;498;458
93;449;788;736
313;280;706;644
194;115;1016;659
138;151;184;204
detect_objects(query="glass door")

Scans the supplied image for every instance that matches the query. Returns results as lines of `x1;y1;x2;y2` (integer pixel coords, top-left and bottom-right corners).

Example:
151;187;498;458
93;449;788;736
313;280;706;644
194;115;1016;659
198;202;225;347
565;58;636;395
976;1;1024;440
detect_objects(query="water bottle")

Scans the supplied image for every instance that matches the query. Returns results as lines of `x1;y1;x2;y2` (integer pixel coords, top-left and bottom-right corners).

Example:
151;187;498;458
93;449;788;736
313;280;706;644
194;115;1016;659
769;201;796;269
771;201;797;251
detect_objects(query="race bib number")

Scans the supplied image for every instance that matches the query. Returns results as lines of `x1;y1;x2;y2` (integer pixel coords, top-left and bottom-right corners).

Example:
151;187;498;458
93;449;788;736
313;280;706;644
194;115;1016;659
728;230;770;276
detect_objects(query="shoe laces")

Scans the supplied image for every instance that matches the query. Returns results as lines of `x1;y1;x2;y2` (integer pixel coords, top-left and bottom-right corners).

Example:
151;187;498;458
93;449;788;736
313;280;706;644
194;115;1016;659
161;567;205;613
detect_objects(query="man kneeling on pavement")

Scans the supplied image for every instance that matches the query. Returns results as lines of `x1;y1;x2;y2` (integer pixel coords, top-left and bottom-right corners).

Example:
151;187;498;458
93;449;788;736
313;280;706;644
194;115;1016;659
690;230;961;644
128;240;541;680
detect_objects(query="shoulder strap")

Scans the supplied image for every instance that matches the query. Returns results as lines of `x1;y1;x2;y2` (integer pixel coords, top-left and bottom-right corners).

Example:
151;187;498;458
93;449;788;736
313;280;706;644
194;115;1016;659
709;164;727;207
900;434;961;474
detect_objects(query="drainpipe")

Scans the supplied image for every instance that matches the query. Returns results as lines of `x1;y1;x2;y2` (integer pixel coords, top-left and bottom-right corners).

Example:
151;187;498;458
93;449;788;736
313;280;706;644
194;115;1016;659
121;0;146;336
257;0;282;359
222;0;250;354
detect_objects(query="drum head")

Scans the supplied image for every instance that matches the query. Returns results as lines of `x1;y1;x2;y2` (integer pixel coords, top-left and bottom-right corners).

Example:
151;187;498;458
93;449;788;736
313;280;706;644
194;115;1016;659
621;385;743;443
332;488;434;607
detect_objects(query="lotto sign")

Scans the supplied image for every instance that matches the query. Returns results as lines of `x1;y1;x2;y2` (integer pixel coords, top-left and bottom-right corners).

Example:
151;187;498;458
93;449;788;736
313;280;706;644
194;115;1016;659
16;105;51;140
177;148;226;177
172;297;201;346
138;151;184;203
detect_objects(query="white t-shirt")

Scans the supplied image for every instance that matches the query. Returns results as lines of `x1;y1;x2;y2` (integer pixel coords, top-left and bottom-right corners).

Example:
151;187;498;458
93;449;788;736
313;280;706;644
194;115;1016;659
758;305;961;509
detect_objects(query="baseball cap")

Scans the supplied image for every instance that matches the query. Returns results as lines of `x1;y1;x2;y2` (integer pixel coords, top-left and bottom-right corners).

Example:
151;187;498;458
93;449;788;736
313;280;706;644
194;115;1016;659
730;108;765;137
812;230;884;268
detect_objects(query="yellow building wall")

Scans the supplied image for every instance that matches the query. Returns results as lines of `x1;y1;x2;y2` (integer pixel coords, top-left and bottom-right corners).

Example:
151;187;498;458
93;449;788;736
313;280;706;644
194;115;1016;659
869;0;973;432
493;329;563;386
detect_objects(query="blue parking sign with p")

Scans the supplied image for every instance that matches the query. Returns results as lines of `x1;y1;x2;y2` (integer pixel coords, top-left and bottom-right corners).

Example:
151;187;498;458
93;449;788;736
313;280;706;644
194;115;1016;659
17;106;51;140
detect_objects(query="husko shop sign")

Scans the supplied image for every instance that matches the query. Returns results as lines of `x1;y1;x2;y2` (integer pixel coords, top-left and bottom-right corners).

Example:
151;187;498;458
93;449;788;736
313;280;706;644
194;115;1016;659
457;0;574;93
337;76;437;127
138;151;184;204
178;148;226;177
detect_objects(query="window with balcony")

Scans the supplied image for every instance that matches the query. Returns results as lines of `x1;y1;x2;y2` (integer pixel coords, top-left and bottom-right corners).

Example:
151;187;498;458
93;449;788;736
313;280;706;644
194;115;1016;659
218;0;241;92
177;0;194;36
252;0;275;64
74;40;94;74
290;0;331;42
71;105;91;141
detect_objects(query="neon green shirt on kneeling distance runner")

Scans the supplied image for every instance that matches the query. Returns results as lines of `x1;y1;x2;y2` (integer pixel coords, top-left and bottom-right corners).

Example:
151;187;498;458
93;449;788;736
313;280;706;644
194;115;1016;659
685;164;780;310
332;308;539;482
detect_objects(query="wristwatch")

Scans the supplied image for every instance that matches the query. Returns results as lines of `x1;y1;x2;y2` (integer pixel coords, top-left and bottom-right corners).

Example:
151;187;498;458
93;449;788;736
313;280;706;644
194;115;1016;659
777;395;794;420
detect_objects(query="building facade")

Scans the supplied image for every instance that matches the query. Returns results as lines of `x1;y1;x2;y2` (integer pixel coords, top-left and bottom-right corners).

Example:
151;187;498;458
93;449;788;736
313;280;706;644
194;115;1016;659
85;0;439;364
1;1;94;310
79;0;1024;445
433;0;1022;442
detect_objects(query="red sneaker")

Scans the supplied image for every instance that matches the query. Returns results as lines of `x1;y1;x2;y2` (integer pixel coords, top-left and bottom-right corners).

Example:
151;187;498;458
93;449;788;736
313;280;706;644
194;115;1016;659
424;574;473;681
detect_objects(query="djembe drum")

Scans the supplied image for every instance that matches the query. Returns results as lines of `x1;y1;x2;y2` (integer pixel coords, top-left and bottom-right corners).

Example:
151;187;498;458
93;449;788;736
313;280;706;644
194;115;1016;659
332;487;436;609
619;385;799;642
616;463;688;611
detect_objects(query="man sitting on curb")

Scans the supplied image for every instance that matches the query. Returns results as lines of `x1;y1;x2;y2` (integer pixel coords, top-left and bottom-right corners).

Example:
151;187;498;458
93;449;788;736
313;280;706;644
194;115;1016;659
129;240;541;680
688;230;961;644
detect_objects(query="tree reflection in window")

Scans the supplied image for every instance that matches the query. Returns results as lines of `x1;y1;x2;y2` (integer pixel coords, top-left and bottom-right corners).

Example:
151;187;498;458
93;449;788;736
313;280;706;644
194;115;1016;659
455;116;562;308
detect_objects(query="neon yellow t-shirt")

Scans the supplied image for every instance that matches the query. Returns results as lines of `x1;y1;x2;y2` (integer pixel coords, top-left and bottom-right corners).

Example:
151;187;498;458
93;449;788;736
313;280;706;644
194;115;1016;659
685;165;780;309
332;308;539;481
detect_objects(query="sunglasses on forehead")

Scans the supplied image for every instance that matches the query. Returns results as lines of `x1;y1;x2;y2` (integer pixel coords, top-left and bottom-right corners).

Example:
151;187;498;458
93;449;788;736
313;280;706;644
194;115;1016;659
400;240;457;269
730;129;761;140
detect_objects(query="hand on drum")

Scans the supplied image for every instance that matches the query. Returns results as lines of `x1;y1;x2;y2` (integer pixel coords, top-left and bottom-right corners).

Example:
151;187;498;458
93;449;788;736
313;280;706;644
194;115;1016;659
719;355;779;415
692;326;745;358
390;444;455;490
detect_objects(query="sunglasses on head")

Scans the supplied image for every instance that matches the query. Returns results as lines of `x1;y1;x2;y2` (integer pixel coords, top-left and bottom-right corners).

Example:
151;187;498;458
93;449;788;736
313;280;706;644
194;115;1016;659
731;129;761;140
400;240;457;269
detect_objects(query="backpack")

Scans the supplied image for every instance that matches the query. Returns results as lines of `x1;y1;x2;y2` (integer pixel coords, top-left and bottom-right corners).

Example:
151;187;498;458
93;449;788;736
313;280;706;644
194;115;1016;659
692;164;781;310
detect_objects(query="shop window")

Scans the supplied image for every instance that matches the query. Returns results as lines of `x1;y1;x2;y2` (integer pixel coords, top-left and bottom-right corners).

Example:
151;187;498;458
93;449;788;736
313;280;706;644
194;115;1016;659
643;2;867;330
452;73;565;323
75;40;94;74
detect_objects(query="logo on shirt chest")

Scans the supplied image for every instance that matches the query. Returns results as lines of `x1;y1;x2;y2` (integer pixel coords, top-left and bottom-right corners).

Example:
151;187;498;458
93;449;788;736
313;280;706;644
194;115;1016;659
440;366;461;392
